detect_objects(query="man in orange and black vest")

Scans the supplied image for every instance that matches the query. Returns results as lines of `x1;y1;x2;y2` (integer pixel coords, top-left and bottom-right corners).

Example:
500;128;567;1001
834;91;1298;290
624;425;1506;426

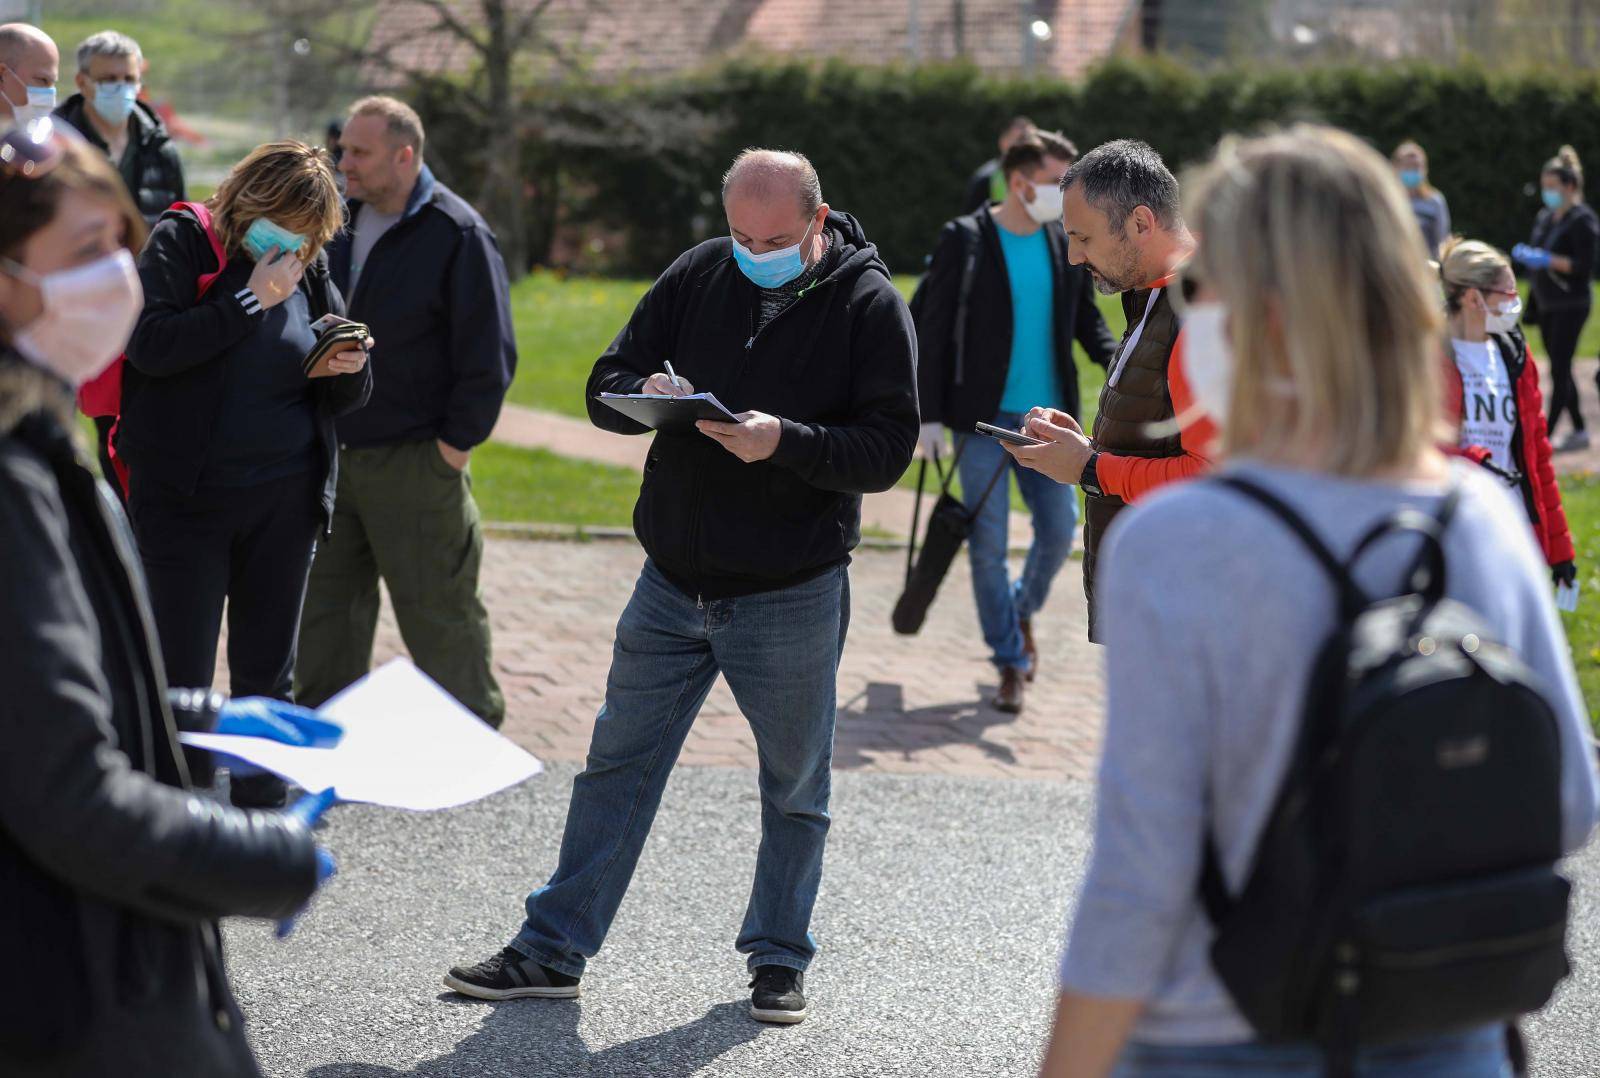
1001;139;1211;641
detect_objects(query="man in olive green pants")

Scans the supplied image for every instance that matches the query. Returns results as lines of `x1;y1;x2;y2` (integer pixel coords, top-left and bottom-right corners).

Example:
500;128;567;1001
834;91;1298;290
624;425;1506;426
294;96;515;725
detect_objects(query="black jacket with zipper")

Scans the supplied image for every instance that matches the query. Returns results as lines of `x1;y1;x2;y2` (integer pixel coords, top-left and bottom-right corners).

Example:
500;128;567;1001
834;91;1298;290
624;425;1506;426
586;210;918;601
914;208;1118;431
54;94;186;228
327;166;516;452
120;208;373;536
0;365;318;1076
1529;201;1599;314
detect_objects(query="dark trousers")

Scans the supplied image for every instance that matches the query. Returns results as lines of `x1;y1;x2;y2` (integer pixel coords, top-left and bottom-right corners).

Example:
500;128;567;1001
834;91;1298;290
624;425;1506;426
129;468;321;707
1540;306;1591;435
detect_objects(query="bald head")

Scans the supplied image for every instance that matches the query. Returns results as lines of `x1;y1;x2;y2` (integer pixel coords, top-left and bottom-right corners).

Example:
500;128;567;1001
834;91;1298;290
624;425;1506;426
722;149;823;219
0;24;59;124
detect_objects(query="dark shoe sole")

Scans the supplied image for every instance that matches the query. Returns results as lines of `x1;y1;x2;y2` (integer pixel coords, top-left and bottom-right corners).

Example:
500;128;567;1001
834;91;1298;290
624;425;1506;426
750;1002;807;1024
442;973;581;1001
992;698;1023;714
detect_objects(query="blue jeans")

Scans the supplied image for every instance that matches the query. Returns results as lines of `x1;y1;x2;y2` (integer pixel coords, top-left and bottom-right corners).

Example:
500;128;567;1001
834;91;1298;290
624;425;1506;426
956;413;1078;670
1113;1026;1510;1077
512;560;849;977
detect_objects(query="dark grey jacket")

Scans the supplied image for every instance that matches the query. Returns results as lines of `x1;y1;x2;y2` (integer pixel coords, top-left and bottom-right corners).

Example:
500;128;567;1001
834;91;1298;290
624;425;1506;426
0;366;318;1077
54;94;186;227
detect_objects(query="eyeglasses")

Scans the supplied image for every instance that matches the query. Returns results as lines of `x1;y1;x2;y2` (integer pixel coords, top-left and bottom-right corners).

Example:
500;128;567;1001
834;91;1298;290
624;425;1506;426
1478;286;1519;299
0;116;65;179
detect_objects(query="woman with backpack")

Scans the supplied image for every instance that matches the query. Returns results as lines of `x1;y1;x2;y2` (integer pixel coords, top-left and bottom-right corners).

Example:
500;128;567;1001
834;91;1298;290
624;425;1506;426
120;141;372;808
1439;236;1577;590
0;118;336;1078
1037;126;1599;1077
1513;146;1598;451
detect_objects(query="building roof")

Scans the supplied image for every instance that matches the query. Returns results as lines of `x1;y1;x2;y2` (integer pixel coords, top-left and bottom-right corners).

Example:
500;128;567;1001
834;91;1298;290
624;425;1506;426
368;0;1142;84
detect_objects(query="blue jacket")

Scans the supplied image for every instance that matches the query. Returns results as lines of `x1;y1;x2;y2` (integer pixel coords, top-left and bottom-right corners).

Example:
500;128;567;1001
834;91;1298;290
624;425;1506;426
327;167;516;449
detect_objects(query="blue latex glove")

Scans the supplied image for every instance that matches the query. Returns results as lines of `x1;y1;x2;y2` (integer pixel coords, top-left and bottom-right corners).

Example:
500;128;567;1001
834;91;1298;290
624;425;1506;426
216;698;343;748
277;787;338;939
1513;243;1553;270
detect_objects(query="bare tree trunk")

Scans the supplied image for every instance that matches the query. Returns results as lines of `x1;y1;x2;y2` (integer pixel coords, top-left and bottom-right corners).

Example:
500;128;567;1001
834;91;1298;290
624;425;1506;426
476;0;529;277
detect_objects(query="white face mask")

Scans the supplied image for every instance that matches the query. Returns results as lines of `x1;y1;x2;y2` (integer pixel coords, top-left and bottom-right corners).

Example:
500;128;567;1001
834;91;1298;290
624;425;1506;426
1023;180;1064;224
8;83;56;126
6;250;142;387
1485;295;1523;335
1180;302;1234;427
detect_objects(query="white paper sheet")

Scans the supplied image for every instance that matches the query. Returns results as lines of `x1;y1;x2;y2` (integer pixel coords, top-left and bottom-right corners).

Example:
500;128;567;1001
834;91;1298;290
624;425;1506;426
180;659;543;810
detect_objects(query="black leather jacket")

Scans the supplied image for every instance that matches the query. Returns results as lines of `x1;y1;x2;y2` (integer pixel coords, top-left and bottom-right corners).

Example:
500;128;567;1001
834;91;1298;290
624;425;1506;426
0;364;317;1076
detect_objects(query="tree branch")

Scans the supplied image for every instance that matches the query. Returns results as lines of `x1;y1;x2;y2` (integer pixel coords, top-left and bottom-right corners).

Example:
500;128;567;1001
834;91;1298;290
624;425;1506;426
407;0;490;59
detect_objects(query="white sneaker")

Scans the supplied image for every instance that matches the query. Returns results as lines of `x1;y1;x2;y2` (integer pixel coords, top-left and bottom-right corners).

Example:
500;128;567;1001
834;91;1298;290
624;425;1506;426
1559;430;1591;452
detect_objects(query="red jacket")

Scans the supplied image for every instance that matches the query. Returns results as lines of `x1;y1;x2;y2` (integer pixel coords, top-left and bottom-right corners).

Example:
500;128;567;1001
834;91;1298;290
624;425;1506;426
1443;331;1575;567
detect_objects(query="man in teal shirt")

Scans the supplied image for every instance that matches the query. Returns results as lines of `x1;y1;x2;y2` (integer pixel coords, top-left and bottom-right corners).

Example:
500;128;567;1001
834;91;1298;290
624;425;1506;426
916;131;1118;713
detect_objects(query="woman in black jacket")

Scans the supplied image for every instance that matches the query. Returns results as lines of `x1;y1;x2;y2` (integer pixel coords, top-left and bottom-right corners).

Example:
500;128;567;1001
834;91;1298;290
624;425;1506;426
121;141;373;806
1514;145;1599;451
0;120;327;1078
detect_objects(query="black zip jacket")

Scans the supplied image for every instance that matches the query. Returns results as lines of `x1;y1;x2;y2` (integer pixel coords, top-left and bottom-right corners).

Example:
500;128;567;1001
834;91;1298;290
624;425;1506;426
1529;201;1599;313
327;167;516;451
915;209;1118;431
54;94;185;228
121;209;373;535
586;211;918;601
0;374;317;1076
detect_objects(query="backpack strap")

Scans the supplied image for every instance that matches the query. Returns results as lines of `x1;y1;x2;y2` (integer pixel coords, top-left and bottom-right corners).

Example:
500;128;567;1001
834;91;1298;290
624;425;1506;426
172;200;227;298
1216;476;1366;618
1344;486;1460;609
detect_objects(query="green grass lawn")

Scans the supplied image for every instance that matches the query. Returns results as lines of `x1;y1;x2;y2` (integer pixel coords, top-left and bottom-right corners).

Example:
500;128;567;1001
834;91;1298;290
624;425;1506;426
470;441;639;528
1555;473;1600;728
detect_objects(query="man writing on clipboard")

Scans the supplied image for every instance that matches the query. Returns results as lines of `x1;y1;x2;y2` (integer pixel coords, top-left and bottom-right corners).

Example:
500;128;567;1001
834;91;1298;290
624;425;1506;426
445;148;918;1025
999;140;1211;642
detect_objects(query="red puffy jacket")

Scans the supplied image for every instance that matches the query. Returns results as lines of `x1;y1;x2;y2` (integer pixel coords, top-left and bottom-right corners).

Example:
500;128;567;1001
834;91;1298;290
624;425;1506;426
1443;331;1575;567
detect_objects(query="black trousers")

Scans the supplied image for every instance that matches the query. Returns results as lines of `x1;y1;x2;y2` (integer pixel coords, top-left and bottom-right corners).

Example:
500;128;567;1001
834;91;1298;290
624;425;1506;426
129;468;321;707
1539;305;1591;435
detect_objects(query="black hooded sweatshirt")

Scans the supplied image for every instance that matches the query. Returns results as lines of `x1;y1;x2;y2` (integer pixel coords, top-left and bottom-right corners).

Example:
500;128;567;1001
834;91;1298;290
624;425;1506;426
586;210;919;601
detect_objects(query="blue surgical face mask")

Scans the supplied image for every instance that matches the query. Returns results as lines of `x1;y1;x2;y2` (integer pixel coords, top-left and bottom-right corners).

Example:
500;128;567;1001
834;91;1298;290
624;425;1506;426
243;218;307;263
732;218;817;289
1398;168;1423;190
90;81;138;126
1542;188;1566;211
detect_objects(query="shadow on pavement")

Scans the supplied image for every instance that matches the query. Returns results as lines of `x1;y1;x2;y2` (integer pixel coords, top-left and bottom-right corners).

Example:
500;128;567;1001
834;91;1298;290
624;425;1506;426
306;999;762;1078
833;679;1018;769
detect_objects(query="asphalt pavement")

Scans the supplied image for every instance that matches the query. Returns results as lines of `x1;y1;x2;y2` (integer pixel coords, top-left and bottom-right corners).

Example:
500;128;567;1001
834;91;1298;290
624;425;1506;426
228;764;1600;1077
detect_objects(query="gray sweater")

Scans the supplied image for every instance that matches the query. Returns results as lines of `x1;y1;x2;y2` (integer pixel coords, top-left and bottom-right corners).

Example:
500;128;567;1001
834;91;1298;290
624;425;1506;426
1058;460;1600;1045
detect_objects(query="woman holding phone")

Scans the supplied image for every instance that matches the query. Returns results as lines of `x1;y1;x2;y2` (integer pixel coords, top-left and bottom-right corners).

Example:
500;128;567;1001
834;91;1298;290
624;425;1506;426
121;140;372;807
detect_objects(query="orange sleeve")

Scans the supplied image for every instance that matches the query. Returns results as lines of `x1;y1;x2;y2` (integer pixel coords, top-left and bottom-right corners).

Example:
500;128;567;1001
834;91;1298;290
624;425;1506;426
1095;332;1215;503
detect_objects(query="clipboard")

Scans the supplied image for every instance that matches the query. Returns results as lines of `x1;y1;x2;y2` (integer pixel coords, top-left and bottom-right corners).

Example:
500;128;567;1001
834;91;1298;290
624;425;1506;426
303;320;370;378
595;392;741;433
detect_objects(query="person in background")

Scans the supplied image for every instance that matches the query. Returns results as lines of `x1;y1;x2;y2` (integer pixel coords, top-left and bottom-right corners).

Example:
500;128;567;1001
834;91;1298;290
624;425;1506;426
443;148;917;1026
1440;236;1576;586
325;117;344;192
916;129;1117;713
121;141;372;809
52;30;184;227
0;118;337;1078
1393;140;1450;257
1515;146;1598;452
295;96;515;729
1002;139;1210;642
0;22;58;127
1038;124;1598;1078
962;114;1035;214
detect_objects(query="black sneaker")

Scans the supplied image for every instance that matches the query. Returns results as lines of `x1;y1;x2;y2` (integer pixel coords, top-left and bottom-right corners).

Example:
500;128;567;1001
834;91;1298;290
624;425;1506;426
748;965;807;1024
443;947;581;1000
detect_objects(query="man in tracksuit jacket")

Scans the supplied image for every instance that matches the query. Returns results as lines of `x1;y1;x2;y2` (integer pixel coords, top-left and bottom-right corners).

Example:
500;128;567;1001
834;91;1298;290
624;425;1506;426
295;96;515;726
444;149;919;1025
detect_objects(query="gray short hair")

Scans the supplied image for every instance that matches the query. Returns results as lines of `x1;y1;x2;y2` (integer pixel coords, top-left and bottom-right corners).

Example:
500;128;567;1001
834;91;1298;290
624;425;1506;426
76;30;141;74
347;94;426;156
721;149;823;218
1062;139;1181;233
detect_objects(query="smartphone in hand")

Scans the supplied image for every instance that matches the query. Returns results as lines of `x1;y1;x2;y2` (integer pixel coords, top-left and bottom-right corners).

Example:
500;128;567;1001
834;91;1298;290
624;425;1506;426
974;421;1044;447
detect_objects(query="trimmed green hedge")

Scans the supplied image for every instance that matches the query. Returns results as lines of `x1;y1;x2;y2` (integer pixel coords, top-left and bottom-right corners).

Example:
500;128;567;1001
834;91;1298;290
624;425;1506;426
421;58;1600;276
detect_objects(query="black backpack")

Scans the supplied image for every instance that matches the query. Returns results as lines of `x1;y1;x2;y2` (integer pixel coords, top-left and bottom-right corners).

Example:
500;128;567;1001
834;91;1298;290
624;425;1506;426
1201;477;1570;1076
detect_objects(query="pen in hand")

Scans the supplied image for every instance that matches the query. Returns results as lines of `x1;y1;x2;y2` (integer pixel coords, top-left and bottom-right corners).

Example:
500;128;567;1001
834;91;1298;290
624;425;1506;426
664;361;683;391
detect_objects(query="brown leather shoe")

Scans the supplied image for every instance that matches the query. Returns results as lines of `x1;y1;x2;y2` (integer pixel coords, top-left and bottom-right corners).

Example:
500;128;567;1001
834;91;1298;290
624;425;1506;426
993;667;1025;714
1020;618;1038;682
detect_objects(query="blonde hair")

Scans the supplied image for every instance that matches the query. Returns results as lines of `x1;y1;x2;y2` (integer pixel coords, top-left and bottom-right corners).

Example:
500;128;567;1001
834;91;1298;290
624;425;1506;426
209;141;341;263
1391;139;1438;198
1188;125;1445;476
347;95;426;156
1438;236;1510;314
1544;145;1583;190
